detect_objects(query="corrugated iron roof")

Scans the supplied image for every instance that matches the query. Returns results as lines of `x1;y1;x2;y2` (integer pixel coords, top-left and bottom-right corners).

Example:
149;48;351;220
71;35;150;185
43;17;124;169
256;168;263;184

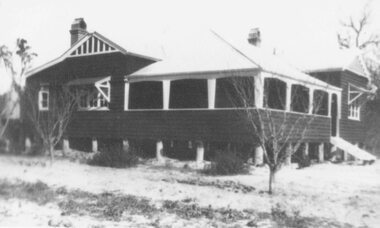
290;49;370;79
129;30;341;91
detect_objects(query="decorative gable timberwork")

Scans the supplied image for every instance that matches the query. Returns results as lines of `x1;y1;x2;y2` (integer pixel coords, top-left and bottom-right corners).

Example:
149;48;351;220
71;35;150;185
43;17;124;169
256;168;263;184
347;83;374;106
70;35;118;57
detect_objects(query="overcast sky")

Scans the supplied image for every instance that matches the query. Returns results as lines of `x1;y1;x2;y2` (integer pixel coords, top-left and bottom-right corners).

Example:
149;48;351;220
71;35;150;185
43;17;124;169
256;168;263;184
0;0;380;93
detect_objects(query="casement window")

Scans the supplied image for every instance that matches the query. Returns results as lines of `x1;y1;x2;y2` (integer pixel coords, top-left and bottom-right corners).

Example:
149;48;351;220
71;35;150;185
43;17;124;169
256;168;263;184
348;99;360;120
38;85;49;111
72;77;111;111
348;84;363;121
77;86;109;110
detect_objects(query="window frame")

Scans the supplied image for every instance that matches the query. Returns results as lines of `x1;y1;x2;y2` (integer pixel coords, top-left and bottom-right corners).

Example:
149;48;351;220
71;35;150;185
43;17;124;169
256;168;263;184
38;85;49;111
348;99;360;121
75;77;111;111
347;84;362;121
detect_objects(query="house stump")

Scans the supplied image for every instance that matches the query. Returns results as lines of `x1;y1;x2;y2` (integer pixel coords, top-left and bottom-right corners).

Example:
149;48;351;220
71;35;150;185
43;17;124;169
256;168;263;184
92;138;98;152
156;140;164;162
254;145;263;165
196;141;204;164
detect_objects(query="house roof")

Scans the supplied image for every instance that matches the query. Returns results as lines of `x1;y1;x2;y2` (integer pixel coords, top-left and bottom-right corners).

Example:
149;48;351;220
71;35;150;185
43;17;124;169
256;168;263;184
289;49;370;79
129;30;341;92
26;31;160;78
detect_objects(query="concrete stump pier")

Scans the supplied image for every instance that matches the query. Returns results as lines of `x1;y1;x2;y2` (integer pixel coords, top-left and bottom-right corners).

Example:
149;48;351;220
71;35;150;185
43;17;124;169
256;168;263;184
156;140;164;162
196;141;204;164
92;138;98;152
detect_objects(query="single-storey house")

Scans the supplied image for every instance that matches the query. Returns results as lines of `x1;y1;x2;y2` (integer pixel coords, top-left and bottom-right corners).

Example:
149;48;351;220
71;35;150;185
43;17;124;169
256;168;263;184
25;18;376;162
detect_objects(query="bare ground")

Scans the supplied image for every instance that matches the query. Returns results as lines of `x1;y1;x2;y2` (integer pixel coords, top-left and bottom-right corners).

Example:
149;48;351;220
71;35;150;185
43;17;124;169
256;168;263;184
0;154;379;227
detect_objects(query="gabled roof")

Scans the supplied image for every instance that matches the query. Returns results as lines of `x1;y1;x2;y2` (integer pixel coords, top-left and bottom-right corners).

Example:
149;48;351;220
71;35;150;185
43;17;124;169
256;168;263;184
290;49;370;79
129;30;341;92
26;32;159;77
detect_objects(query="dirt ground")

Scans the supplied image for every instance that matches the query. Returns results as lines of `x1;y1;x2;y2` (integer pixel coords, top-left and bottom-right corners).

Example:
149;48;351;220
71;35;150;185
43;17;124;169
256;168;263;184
0;155;379;228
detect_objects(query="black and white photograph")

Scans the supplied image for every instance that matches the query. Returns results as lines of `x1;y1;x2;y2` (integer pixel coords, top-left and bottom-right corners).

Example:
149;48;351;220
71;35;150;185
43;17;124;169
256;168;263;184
0;0;380;227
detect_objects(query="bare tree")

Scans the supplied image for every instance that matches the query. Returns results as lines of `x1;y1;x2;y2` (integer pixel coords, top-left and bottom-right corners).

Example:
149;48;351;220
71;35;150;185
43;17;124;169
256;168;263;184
0;39;37;146
337;1;380;50
210;31;327;194
228;76;325;194
25;85;77;163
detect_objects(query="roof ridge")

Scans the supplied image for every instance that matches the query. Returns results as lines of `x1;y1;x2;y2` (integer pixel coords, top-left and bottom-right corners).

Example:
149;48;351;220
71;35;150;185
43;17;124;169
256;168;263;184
210;30;262;69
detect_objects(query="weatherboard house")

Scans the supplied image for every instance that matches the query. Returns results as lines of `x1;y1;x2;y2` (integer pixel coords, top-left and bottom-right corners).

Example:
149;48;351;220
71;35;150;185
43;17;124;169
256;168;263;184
25;18;376;162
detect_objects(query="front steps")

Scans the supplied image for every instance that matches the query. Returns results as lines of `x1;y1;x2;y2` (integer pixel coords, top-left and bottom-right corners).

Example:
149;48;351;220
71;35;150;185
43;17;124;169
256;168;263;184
330;137;376;161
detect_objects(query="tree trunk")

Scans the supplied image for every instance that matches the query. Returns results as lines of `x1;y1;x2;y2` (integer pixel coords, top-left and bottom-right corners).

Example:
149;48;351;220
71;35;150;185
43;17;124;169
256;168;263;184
49;143;54;165
268;168;277;194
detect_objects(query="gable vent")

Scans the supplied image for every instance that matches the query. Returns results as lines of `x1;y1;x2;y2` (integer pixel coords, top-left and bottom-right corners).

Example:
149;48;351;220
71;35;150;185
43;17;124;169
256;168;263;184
70;36;117;57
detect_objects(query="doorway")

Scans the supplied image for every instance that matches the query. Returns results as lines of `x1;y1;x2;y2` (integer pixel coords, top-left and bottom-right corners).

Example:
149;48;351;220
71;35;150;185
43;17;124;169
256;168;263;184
331;94;338;137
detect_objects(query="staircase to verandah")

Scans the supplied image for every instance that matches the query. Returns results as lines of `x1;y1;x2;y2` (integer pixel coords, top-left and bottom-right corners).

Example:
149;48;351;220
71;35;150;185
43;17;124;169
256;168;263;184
330;137;377;161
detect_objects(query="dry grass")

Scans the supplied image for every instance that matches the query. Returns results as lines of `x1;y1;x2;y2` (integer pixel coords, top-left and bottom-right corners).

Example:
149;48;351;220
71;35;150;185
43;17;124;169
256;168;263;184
0;177;361;227
0;155;379;227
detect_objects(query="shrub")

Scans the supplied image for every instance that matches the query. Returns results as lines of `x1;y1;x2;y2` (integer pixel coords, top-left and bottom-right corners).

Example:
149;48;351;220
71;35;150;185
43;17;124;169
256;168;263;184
298;155;311;169
0;179;55;205
204;150;249;175
88;144;139;168
271;203;308;228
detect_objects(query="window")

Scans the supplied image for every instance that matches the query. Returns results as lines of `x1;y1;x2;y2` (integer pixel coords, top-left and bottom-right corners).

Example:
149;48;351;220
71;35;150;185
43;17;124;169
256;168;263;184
71;77;111;110
348;84;363;121
38;85;49;111
348;99;360;120
77;86;109;110
264;78;286;110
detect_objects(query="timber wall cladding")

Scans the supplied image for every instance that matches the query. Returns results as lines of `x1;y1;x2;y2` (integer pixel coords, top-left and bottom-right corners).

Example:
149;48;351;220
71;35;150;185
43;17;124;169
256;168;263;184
309;70;368;143
339;71;369;143
67;109;331;143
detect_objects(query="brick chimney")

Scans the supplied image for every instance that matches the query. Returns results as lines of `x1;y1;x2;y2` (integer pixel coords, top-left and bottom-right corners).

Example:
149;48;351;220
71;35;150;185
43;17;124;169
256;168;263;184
248;28;261;47
70;18;87;46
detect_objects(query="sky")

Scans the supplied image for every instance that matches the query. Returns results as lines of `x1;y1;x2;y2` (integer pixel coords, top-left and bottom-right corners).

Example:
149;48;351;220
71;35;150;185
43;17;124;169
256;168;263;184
0;0;380;93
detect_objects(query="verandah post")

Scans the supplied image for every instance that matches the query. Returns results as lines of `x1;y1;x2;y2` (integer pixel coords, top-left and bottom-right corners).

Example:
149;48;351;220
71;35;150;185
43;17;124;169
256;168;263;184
254;73;264;108
207;79;216;109
285;82;292;111
308;88;314;114
163;80;171;110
